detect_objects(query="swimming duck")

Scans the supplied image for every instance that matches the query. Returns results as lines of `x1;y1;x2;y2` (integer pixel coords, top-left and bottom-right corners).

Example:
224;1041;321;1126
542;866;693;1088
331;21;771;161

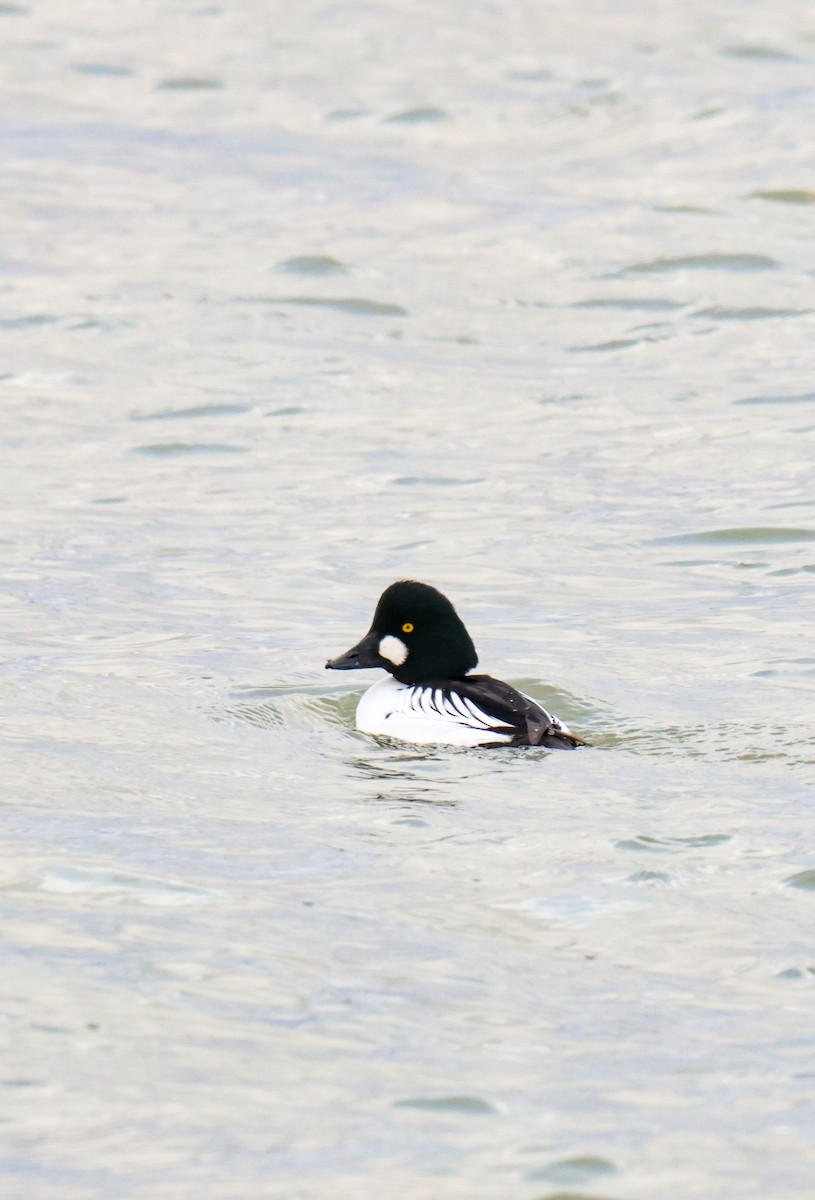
326;580;586;748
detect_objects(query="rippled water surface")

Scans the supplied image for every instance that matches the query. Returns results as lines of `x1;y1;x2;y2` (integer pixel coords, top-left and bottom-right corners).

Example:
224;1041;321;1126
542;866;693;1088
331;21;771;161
2;1;814;1197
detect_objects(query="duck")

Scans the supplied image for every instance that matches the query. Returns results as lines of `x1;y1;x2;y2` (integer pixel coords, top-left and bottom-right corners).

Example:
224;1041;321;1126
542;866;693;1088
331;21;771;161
326;580;586;748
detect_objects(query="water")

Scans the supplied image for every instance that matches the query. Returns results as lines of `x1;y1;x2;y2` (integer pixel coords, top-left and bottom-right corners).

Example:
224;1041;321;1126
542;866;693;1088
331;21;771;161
1;1;814;1196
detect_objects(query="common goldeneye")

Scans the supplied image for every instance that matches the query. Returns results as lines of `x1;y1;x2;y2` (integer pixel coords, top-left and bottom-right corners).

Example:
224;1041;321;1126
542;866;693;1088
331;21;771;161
326;580;586;748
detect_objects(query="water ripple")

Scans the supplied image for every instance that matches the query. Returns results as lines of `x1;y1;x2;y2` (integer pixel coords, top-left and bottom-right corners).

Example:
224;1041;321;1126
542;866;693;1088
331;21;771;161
624;253;779;274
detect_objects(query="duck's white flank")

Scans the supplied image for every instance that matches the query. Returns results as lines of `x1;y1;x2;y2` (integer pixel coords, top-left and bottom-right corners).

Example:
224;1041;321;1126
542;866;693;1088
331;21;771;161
355;675;516;746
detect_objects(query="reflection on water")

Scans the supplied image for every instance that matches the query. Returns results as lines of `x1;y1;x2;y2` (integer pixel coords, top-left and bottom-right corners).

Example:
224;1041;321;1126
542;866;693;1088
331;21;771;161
2;0;815;1196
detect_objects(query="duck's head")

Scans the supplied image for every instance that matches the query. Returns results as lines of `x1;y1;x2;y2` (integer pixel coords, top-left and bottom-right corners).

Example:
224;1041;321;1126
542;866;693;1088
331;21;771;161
325;580;478;685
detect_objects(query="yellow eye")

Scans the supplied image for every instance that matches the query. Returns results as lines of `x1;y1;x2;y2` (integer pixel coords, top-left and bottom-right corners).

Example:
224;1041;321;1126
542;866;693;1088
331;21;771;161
401;622;414;634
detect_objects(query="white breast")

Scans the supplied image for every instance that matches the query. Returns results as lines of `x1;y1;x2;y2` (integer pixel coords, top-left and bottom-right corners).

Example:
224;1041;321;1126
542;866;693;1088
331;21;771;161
355;676;513;747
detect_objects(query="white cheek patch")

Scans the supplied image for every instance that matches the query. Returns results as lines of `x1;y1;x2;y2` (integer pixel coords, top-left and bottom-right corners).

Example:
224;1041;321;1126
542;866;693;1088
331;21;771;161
379;635;408;667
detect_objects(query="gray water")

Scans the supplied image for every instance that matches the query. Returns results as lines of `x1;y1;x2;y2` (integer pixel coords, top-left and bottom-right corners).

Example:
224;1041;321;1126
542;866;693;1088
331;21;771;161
2;1;815;1197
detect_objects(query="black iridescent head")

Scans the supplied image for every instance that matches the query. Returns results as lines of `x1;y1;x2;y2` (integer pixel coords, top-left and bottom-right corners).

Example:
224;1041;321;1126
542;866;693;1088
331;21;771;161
325;580;478;684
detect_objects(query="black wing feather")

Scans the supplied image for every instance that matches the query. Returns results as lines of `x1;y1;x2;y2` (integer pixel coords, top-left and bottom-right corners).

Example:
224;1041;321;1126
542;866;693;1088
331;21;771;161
437;675;586;749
